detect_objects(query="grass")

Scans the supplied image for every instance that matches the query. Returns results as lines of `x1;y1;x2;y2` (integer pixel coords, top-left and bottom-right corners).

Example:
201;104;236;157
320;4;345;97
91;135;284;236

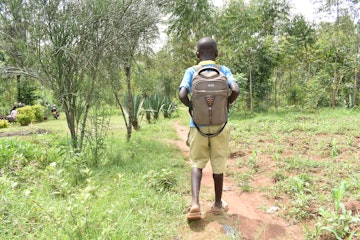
0;112;189;239
228;108;360;239
1;107;360;239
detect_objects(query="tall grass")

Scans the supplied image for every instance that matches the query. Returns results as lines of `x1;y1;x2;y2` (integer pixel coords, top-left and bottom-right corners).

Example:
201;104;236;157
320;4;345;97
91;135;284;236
0;114;189;239
1;107;360;239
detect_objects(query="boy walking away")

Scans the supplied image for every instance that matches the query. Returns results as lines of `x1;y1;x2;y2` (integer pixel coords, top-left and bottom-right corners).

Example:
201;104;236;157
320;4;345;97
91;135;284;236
179;37;240;220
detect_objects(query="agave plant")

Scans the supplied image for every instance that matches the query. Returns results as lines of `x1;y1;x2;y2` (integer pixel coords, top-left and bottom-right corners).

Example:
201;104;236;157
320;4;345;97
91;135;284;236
162;96;177;118
143;97;153;123
149;94;164;120
122;94;144;130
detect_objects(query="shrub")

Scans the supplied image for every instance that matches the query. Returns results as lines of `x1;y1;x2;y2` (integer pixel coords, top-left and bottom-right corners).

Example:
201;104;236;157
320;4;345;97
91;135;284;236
0;119;10;128
0;106;9;115
143;169;177;192
16;106;35;126
32;104;46;122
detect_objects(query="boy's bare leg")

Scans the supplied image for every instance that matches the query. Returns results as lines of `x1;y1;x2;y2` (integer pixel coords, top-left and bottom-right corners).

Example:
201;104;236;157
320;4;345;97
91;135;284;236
191;167;203;208
213;173;223;208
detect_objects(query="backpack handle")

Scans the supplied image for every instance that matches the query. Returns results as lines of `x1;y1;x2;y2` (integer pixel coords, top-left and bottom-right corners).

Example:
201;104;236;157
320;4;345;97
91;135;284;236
197;66;220;79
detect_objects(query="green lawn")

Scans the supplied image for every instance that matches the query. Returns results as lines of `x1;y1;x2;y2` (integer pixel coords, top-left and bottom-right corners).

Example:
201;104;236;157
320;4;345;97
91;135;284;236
0;108;359;239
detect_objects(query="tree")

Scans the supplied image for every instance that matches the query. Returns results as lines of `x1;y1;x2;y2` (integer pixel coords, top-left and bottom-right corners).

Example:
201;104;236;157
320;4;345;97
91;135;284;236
278;15;316;108
106;0;164;140
314;0;360;107
166;0;215;68
0;0;166;149
0;0;40;106
217;0;290;111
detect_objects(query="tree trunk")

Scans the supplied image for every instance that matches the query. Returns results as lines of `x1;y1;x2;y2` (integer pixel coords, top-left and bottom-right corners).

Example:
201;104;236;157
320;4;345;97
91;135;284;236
125;65;133;141
274;70;279;109
114;91;129;130
354;67;359;106
331;49;339;108
63;100;78;149
249;62;253;112
79;71;96;151
16;75;21;103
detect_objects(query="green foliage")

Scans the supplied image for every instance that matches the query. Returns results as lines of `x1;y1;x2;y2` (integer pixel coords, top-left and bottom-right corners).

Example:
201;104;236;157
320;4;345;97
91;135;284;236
330;138;340;158
247;150;259;171
143;168;177;192
0;115;187;239
2;105;360;239
144;94;164;121
14;104;45;126
0;107;9;115
122;94;144;130
166;0;214;66
314;181;360;240
142;95;177;122
0;119;10;128
0;138;46;170
32;104;46;122
0;49;5;62
232;108;360;232
215;0;291;111
285;15;316;48
84;106;111;167
17;77;41;106
162;96;177;118
143;96;153;123
16;106;35;126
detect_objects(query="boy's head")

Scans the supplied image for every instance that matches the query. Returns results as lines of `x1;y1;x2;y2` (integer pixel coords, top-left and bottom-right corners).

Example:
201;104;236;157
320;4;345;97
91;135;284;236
196;37;218;61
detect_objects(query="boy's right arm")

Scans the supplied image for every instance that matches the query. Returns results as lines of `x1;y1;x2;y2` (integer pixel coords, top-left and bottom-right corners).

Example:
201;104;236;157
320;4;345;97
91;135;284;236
179;67;194;108
179;87;191;108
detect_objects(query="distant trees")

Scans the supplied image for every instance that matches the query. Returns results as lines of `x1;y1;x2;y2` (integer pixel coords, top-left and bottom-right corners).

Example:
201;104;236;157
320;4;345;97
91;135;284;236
213;0;291;111
1;0;360;146
0;0;40;106
164;0;360;111
0;0;167;148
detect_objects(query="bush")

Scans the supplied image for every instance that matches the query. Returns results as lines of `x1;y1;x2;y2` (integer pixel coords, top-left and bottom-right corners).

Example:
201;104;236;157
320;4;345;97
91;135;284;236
16;106;35;126
0;106;9;115
33;104;46;122
0;119;10;128
143;169;177;192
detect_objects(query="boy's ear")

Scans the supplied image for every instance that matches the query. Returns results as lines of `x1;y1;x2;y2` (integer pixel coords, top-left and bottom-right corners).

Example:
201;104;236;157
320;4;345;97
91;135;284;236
215;49;218;58
196;51;200;59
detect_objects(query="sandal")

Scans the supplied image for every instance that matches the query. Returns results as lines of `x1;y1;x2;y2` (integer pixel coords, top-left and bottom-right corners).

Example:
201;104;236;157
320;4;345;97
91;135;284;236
187;206;201;220
211;201;229;215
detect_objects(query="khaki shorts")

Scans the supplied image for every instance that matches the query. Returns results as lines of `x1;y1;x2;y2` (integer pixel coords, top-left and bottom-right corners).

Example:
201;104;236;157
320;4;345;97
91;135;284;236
188;125;229;174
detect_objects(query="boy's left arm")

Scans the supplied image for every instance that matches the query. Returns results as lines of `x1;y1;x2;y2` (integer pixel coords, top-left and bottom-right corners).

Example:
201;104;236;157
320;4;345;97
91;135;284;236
221;66;239;104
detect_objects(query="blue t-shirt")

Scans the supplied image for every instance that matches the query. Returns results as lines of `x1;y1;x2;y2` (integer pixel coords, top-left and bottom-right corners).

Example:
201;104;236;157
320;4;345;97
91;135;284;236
179;60;237;127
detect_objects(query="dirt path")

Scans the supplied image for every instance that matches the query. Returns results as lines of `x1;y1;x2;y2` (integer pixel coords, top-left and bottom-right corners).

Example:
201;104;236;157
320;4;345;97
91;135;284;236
172;121;305;240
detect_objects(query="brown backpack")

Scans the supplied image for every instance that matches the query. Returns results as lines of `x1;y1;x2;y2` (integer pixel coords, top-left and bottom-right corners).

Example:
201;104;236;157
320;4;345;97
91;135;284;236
190;65;229;137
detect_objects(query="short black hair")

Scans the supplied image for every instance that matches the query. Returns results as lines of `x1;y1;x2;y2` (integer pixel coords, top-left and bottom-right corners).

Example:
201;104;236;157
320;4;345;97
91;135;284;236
197;37;218;60
197;37;217;55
